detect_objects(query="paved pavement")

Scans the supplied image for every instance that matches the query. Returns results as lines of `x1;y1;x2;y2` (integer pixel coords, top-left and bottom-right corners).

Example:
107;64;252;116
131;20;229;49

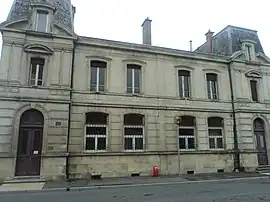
0;176;270;201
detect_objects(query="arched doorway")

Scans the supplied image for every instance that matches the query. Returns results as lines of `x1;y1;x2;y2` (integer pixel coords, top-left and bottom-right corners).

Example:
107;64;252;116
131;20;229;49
254;118;268;165
15;109;44;176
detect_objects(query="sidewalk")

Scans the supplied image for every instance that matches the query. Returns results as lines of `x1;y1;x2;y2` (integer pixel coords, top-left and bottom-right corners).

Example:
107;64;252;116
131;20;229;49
43;172;265;190
0;172;266;193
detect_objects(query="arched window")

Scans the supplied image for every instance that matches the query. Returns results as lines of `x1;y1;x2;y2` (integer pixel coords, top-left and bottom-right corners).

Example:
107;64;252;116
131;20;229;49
178;116;196;150
208;117;224;149
124;114;144;151
90;60;107;92
85;112;108;151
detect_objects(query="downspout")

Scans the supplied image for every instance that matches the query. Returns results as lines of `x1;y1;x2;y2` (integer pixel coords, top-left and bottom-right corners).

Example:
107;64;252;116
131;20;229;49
227;60;241;171
66;38;77;181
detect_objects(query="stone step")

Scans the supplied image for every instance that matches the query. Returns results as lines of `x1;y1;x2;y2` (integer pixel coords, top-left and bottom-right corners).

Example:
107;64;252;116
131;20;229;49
4;176;46;184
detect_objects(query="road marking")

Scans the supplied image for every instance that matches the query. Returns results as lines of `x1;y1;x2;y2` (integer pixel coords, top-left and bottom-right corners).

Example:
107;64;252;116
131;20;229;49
50;176;269;191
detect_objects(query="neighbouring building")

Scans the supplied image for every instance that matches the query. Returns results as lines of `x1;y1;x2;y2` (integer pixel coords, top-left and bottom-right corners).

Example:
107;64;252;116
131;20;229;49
0;0;270;181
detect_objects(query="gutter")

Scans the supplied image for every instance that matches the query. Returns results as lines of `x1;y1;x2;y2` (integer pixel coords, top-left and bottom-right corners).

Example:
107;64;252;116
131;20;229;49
227;61;241;171
66;38;77;181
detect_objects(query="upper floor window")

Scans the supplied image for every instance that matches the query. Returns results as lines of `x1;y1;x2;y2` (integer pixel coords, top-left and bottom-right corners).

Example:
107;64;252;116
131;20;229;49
178;70;191;98
206;73;218;100
30;58;45;86
85;112;108;152
127;64;141;94
178;116;196;150
250;80;258;102
36;10;49;32
208;117;224;150
90;60;106;92
242;41;256;61
245;44;253;61
124;114;144;151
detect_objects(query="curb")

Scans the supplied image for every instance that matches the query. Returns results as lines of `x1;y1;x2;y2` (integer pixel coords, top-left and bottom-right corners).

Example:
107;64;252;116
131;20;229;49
0;175;268;195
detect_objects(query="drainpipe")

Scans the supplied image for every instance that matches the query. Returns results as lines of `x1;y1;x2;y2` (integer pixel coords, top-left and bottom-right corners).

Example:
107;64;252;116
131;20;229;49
227;61;241;171
66;38;77;181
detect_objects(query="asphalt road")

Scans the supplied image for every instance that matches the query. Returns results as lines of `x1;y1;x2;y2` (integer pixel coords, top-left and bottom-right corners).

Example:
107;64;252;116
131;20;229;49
1;178;270;202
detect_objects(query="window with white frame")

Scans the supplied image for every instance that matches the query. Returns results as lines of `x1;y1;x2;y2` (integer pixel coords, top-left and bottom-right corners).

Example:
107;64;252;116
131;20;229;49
36;10;49;32
127;64;141;94
90;60;106;92
208;117;224;149
124;114;144;151
178;70;191;98
30;58;45;86
206;73;218;100
178;116;196;150
85;112;108;151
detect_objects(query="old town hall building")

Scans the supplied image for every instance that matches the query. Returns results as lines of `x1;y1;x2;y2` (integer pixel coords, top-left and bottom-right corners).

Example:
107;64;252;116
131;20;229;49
0;0;270;180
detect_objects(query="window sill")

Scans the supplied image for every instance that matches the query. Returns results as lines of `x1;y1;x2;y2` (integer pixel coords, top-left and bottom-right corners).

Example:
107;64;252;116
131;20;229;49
83;150;107;153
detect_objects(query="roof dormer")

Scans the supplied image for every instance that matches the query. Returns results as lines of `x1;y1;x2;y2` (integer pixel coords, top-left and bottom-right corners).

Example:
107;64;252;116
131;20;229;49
241;39;256;61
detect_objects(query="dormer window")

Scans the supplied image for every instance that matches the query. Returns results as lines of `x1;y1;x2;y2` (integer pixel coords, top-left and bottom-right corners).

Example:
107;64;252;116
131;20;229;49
241;40;256;61
36;10;49;32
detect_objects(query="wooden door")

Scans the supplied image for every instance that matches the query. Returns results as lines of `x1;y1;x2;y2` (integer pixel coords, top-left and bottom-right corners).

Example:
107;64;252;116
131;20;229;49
15;109;44;176
254;118;268;166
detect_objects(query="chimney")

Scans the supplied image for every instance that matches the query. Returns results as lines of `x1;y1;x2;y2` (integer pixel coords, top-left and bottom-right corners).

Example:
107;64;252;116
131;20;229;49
142;17;152;45
205;30;214;53
189;40;193;51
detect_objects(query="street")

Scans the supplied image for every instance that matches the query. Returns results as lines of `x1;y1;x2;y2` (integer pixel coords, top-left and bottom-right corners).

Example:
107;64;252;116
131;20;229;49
0;177;270;202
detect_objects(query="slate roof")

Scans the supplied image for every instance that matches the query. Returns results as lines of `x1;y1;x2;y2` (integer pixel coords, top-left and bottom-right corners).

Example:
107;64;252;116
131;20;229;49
2;0;74;34
195;25;265;56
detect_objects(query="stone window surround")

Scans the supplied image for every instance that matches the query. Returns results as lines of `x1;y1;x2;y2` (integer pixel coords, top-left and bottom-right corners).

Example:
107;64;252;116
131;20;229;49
203;69;221;100
25;53;50;87
177;116;197;151
30;5;54;33
245;70;263;102
86;56;112;93
174;65;195;99
207;117;225;150
241;40;256;61
123;113;145;152
122;59;146;95
83;112;109;153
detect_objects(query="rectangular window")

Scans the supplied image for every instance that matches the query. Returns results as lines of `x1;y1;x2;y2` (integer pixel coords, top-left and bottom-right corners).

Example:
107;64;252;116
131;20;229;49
124;126;144;151
206;73;218;100
208;128;223;149
178;70;191;98
90;61;106;92
179;128;195;150
127;64;141;94
245;44;252;61
30;58;44;86
85;125;107;151
250;80;258;102
36;10;48;32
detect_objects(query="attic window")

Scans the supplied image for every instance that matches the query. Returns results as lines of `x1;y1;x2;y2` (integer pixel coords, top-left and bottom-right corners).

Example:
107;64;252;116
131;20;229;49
36;10;49;32
242;41;255;61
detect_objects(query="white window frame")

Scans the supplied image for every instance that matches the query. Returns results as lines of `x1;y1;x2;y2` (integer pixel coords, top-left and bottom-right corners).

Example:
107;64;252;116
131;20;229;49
208;127;224;150
30;62;44;86
124;125;144;152
36;10;49;32
90;65;106;92
178;126;196;151
127;67;141;94
207;79;218;99
178;73;191;98
85;124;108;152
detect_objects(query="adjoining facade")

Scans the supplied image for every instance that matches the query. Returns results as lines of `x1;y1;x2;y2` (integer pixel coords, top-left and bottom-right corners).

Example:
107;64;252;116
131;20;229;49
0;0;270;180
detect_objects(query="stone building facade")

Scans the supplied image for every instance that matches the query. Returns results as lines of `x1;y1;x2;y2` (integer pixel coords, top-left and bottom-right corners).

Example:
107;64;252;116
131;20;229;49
0;0;269;180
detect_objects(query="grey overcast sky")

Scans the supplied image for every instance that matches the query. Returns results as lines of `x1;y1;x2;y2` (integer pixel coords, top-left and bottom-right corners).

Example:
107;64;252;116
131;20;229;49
1;0;269;55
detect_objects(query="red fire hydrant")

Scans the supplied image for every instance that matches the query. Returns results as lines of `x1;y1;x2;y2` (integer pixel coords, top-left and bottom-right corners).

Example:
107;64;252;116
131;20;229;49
152;164;159;177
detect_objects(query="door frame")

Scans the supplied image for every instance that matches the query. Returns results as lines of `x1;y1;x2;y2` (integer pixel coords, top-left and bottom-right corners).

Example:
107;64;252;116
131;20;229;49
12;104;48;177
253;117;269;166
